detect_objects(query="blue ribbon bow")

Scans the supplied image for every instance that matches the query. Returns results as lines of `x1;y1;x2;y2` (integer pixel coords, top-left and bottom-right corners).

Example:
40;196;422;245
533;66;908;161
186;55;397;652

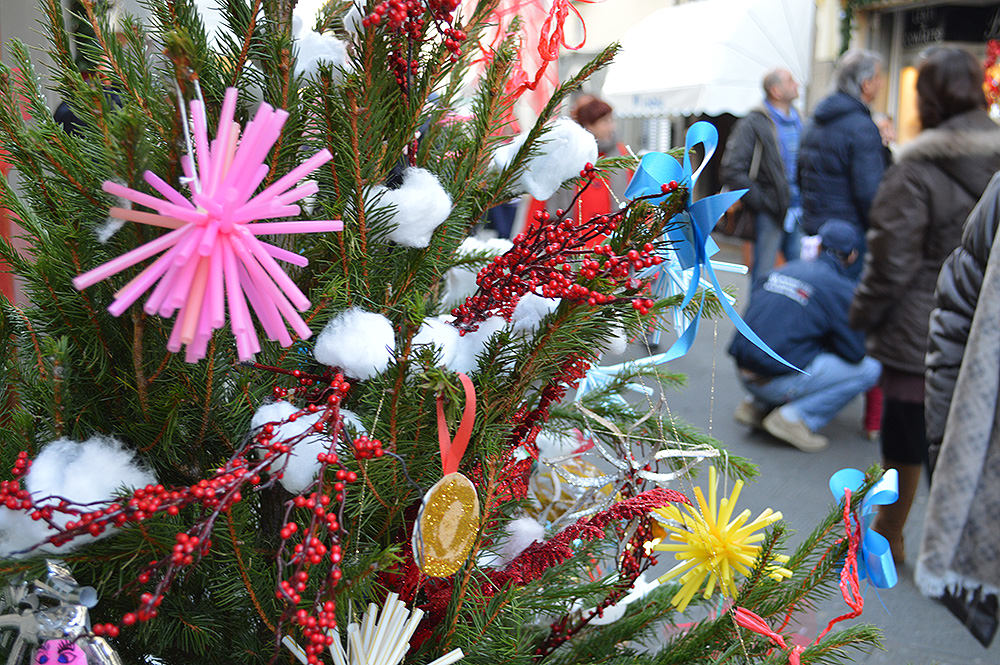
622;121;800;371
829;468;900;589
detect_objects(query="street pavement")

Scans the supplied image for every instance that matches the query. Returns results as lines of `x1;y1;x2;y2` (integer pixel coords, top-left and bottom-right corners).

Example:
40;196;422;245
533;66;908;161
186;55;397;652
607;236;1000;664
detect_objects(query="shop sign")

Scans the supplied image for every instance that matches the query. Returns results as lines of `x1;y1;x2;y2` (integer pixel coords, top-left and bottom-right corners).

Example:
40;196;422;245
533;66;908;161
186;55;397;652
903;4;1000;47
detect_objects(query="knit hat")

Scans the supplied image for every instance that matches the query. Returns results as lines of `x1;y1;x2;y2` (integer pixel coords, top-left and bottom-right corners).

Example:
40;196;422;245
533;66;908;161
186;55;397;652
818;220;861;255
572;97;613;127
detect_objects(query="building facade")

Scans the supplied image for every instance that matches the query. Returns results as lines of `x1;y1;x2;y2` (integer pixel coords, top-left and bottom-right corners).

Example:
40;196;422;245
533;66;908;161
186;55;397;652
845;1;1000;142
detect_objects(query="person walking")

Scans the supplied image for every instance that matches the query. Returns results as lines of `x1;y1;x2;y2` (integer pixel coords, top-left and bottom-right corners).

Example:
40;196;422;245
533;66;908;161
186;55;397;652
721;68;803;285
729;220;881;453
918;173;1000;646
849;47;1000;566
798;49;886;246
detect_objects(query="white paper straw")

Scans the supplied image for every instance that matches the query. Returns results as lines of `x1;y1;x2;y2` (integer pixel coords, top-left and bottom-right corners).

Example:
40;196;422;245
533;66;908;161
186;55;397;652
328;629;349;665
282;636;309;665
426;649;465;665
348;623;366;665
371;609;410;665
382;608;424;665
368;597;403;665
362;602;379;652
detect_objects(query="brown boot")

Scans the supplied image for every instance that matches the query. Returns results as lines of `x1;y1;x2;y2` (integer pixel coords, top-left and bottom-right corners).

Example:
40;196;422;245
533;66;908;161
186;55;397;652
871;461;922;565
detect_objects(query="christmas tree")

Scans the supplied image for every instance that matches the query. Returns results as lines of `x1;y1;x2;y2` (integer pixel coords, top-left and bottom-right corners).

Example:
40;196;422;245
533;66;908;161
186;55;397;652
0;1;884;664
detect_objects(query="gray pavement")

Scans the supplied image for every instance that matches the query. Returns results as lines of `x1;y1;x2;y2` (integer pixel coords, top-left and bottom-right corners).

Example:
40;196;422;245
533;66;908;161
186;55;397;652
613;236;1000;664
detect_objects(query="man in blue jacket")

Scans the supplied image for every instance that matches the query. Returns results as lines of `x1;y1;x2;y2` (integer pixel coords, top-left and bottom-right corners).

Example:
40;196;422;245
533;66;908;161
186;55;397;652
798;50;886;243
728;220;882;452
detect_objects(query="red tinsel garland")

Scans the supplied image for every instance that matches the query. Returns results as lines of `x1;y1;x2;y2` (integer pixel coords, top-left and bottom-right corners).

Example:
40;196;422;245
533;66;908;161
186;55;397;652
493;487;688;587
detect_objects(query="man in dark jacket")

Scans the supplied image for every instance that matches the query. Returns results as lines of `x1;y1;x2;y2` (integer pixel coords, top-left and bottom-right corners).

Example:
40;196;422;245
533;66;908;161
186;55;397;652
721;68;803;286
798;50;886;241
729;220;881;452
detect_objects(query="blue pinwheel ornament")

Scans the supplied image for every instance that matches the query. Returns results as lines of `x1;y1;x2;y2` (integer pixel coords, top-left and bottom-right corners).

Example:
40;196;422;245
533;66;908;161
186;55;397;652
829;468;900;589
623;121;799;370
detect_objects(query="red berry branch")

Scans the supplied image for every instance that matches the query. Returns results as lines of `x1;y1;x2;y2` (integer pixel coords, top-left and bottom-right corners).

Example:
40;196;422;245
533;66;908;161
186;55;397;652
272;407;353;664
362;0;466;90
0;370;388;656
450;165;683;334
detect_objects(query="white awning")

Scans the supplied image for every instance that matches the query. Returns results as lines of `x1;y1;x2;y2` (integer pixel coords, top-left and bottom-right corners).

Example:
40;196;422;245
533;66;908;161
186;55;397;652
601;0;815;117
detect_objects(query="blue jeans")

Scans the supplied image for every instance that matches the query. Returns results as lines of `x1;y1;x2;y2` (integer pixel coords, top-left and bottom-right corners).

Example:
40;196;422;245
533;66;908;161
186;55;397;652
742;352;882;432
752;211;802;287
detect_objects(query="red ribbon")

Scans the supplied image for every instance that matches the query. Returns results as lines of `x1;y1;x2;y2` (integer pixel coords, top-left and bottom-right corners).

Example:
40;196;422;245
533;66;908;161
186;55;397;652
816;488;864;641
733;607;806;664
436;373;476;475
733;487;864;665
511;0;590;96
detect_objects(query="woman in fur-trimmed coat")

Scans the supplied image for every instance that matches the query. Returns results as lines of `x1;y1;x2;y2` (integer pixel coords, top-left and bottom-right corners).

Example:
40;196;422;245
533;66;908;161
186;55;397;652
849;47;1000;566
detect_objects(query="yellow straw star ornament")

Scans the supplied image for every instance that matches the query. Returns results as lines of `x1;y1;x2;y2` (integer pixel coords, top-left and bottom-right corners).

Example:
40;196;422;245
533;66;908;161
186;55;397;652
652;466;792;611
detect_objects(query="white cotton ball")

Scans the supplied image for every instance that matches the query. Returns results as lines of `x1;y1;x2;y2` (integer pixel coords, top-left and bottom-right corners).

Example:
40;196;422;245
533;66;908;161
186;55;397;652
372;168;452;248
250;401;329;494
590;573;659;625
442;236;514;308
292;5;351;81
607;325;628;356
510;292;560;335
447;316;505;374
96;218;125;243
96;179;130;243
498;517;546;566
412;315;461;368
339;408;366;436
294;28;350;79
314;308;396;380
493;118;598;200
534;429;581;460
251;399;298;431
0;510;42;559
0;436;156;557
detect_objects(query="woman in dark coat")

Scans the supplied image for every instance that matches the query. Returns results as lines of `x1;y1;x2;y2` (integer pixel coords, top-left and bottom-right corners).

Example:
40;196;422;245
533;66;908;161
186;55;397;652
849;47;1000;565
918;174;1000;644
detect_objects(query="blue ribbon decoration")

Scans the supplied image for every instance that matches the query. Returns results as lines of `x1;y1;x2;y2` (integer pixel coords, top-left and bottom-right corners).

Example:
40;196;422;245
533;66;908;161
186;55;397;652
829;468;900;589
622;121;801;372
574;361;653;406
640;251;747;348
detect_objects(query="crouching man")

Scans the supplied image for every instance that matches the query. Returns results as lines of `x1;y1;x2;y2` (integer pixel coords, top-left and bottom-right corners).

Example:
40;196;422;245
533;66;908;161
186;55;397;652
728;220;881;451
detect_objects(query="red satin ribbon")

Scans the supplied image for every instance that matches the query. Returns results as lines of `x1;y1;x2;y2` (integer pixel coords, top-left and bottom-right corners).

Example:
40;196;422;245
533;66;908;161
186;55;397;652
436;373;476;475
732;607;806;664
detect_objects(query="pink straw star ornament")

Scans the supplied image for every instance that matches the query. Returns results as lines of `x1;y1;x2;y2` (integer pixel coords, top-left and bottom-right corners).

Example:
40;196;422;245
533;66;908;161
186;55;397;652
73;87;342;362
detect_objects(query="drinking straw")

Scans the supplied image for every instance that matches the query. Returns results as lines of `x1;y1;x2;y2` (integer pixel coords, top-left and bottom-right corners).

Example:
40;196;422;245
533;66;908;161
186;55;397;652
426;650;465;665
282;636;310;665
143;170;196;209
107;207;185;229
72;225;189;290
260;241;308;267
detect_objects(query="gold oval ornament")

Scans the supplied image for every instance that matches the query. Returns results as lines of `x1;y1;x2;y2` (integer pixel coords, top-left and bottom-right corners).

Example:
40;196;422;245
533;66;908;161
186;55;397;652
412;472;480;577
